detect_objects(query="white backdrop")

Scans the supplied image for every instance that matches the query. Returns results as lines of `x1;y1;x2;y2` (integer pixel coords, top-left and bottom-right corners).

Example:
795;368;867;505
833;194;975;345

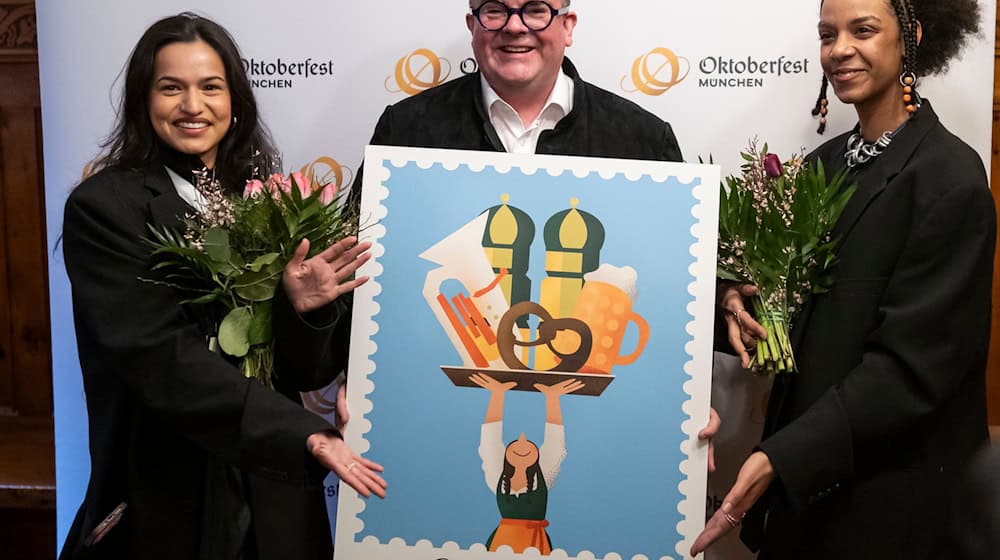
37;1;996;558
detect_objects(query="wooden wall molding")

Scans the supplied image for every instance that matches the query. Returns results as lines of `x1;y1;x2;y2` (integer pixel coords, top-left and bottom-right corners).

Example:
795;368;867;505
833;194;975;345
0;1;35;58
0;0;47;417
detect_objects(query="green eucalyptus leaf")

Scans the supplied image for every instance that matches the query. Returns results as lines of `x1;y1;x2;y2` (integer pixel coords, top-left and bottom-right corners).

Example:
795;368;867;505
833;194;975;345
248;253;281;272
229;252;246;269
217;263;238;277
234;269;279;302
219;306;252;357
204;228;231;263
187;292;221;305
248;302;273;346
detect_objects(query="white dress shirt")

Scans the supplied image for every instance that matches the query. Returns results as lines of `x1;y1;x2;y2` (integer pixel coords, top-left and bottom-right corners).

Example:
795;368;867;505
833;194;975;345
480;69;575;154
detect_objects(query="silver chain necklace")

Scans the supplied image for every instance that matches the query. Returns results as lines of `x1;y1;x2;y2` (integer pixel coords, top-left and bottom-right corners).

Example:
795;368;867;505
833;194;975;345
844;122;907;168
845;130;894;168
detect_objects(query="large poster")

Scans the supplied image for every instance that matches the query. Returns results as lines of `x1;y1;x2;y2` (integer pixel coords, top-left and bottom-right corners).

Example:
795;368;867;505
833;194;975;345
336;146;719;560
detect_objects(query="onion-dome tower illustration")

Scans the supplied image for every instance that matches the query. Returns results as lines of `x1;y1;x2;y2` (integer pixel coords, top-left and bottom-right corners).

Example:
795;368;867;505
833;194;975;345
481;194;535;309
535;197;605;370
482;194;535;361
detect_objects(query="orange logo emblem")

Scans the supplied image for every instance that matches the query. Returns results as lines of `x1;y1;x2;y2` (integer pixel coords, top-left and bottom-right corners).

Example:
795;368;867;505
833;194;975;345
299;156;354;191
385;48;452;96
620;47;690;96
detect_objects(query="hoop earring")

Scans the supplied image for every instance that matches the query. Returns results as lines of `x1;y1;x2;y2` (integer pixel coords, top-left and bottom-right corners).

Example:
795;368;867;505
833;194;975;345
899;71;920;114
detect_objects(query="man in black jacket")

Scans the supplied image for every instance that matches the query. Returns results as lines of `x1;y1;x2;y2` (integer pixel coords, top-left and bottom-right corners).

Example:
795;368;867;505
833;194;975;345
355;0;681;176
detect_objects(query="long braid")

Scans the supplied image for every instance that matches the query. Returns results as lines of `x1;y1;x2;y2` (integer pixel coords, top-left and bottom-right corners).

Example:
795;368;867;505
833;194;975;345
890;0;918;72
891;0;922;111
810;75;830;134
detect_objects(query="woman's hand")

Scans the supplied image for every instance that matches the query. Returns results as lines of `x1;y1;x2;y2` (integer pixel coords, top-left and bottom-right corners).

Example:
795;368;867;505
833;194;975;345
719;283;768;369
698;407;721;473
469;373;517;394
471;373;516;423
283;236;372;314
534;378;584;425
533;378;585;397
335;381;349;431
690;451;775;556
307;431;387;499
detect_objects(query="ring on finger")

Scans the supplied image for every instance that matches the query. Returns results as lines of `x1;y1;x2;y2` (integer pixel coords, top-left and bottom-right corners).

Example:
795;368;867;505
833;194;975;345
732;309;745;327
346;461;357;473
723;510;741;528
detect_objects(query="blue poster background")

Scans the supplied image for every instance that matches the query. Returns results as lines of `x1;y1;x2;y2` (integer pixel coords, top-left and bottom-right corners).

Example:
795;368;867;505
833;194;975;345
350;158;703;559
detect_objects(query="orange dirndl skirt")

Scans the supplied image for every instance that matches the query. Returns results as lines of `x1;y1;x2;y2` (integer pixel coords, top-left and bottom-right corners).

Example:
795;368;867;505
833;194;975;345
488;518;551;554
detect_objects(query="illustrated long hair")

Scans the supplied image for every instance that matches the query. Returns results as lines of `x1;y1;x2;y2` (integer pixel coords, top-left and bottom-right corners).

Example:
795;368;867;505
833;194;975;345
499;439;542;496
93;12;277;182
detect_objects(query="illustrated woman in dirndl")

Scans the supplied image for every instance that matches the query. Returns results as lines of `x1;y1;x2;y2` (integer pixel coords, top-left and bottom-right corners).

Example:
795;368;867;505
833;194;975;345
470;373;583;555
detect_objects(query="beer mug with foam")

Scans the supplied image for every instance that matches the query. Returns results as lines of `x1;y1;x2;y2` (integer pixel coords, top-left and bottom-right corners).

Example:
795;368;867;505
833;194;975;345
570;265;650;374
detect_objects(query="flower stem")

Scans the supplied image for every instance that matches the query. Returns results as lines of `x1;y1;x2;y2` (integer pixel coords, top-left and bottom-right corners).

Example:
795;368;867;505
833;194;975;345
240;345;274;388
752;293;797;375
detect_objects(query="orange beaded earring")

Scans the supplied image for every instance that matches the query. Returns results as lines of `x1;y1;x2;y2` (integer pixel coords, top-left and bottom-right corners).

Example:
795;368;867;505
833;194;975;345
900;71;919;114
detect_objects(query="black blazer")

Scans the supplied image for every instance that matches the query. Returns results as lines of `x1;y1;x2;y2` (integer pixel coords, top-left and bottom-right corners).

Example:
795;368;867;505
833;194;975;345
361;58;681;160
746;102;995;559
60;164;346;560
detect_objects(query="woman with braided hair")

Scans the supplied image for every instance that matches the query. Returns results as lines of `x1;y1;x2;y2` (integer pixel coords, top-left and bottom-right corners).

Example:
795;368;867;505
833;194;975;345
470;373;583;555
697;0;993;558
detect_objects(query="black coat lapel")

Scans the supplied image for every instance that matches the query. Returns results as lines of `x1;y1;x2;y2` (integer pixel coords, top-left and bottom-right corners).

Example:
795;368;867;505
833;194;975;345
144;165;196;232
832;101;940;241
791;102;941;348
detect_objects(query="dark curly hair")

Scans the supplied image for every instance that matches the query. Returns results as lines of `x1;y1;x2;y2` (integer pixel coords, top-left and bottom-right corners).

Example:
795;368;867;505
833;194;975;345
810;0;982;133
909;0;982;76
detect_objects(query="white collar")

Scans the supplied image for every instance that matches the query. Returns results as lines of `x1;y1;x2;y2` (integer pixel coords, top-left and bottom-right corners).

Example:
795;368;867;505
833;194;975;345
480;68;574;126
164;165;206;213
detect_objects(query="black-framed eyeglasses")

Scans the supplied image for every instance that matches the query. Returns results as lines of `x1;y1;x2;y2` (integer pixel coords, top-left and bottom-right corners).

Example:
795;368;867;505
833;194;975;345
471;1;569;32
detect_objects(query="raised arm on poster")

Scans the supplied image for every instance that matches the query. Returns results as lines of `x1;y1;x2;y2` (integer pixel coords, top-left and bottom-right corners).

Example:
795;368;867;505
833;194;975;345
335;145;719;560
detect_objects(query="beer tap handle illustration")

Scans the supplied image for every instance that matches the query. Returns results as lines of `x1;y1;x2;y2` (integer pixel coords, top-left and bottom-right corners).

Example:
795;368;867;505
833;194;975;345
421;213;510;369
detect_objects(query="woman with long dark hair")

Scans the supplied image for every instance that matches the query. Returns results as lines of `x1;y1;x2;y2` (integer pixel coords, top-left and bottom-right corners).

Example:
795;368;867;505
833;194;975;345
60;12;384;560
697;0;992;558
470;373;582;554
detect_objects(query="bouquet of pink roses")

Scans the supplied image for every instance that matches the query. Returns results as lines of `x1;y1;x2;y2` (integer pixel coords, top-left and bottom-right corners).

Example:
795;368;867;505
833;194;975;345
146;170;355;386
717;140;855;375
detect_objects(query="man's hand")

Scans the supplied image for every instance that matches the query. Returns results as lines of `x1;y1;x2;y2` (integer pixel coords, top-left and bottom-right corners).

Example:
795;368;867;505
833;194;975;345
283;236;372;314
307;431;387;499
